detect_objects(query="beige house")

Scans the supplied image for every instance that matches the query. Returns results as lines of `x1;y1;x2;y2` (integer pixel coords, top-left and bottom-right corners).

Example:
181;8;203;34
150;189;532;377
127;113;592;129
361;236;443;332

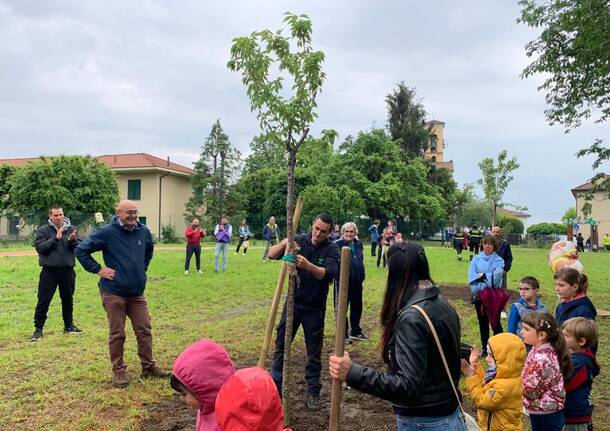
424;120;454;172
571;176;610;246
0;153;193;239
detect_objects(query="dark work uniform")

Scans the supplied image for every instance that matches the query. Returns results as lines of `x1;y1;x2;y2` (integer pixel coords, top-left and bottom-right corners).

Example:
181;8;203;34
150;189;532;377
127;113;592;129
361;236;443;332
271;233;340;396
453;231;465;257
33;222;79;330
469;228;482;258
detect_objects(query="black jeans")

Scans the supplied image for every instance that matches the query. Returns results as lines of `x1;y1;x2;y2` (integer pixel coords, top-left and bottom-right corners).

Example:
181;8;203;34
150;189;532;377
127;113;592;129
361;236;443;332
235;237;248;253
184;243;201;271
271;304;325;396
333;279;364;336
34;267;75;329
475;300;503;351
371;241;377;257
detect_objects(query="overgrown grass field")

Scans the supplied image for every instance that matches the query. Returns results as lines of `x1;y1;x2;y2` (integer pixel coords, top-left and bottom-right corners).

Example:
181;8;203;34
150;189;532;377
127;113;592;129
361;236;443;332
0;244;609;430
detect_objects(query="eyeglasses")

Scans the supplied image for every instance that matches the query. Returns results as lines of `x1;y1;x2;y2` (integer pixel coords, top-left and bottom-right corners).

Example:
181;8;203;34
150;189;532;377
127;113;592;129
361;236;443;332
120;210;138;215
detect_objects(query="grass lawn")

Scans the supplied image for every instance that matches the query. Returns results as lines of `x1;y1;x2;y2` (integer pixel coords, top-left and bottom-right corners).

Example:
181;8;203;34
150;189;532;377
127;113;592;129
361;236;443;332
0;244;609;430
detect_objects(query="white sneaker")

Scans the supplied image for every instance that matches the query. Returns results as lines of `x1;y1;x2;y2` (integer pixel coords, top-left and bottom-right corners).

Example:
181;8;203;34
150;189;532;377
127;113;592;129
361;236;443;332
500;311;507;319
184;270;189;275
196;270;202;274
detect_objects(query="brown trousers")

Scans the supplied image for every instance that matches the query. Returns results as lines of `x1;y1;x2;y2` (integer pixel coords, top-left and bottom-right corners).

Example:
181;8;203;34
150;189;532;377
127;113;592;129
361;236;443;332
100;290;155;372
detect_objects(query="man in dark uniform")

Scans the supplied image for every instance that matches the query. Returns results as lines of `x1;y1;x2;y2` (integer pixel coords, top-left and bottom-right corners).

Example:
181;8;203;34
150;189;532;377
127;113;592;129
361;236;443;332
31;206;82;341
453;227;465;260
469;224;482;261
268;213;340;411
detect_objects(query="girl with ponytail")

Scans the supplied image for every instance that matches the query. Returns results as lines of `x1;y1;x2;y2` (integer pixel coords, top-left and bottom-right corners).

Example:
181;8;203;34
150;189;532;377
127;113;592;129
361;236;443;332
521;312;571;431
554;268;597;329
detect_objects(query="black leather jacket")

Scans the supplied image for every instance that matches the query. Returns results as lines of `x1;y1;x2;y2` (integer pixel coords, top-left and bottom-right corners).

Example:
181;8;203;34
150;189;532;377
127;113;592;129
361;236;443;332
346;285;461;417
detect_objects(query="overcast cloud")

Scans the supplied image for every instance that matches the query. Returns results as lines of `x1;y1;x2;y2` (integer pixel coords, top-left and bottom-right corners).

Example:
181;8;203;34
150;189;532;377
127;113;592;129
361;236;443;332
1;0;608;224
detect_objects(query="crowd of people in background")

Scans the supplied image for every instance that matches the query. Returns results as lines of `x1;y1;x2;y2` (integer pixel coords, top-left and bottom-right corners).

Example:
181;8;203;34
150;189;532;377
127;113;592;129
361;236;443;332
29;205;603;431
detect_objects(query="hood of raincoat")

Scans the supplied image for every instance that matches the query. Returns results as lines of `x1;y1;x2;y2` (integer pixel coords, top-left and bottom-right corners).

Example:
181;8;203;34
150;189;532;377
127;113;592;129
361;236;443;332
488;333;526;379
172;339;235;415
215;367;292;431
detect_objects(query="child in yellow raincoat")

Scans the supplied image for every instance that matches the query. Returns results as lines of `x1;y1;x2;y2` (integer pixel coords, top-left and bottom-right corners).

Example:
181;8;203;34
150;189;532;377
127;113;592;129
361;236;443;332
461;332;527;430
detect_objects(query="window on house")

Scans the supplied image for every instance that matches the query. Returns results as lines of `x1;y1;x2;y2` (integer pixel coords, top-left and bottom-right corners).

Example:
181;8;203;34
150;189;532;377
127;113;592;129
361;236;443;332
138;216;147;226
430;135;438;153
127;179;141;200
8;216;20;235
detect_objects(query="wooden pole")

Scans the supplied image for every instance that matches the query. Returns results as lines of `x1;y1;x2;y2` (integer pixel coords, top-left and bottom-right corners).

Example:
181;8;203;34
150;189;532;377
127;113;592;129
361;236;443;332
257;196;303;368
329;246;351;431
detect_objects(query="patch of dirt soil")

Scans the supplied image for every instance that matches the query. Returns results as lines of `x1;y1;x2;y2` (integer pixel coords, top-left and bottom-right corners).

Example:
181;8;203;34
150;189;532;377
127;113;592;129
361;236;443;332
138;285;516;431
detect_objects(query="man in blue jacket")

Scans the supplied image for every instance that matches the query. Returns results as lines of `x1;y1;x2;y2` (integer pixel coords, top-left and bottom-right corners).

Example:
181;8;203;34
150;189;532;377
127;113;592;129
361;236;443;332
75;200;169;388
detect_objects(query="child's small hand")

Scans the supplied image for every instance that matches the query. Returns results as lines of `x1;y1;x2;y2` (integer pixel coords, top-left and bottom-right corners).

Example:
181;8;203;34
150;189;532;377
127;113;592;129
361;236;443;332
469;345;480;366
461;359;475;377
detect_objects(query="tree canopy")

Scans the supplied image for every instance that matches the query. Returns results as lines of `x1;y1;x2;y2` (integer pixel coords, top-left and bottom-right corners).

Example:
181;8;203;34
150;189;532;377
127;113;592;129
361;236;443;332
6;156;118;227
385;83;430;157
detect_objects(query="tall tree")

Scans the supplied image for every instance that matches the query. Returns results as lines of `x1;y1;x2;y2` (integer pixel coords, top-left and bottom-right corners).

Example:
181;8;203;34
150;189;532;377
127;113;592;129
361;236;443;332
518;0;610;210
228;12;325;421
385;82;430;157
477;150;520;225
0;164;15;216
185;120;240;224
242;134;286;175
7;156;118;227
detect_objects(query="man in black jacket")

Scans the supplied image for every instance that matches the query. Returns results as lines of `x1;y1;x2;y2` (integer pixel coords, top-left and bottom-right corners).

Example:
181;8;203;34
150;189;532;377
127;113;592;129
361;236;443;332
268;213;340;410
31;206;82;341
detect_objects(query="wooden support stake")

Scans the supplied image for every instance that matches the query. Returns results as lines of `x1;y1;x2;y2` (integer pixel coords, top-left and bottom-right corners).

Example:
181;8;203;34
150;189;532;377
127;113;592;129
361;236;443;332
329;246;351;431
257;196;303;368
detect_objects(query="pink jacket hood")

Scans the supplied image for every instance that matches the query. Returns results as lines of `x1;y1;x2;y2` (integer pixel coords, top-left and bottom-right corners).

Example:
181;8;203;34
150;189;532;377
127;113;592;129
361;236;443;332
215;367;291;431
172;339;235;430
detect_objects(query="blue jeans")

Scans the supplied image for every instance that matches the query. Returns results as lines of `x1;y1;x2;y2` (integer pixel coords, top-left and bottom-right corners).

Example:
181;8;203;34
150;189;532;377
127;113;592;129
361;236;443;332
396;408;465;431
529;410;564;431
214;242;229;271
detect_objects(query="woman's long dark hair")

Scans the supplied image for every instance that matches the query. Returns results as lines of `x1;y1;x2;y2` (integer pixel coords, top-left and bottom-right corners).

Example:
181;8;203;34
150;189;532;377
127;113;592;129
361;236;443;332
380;241;433;363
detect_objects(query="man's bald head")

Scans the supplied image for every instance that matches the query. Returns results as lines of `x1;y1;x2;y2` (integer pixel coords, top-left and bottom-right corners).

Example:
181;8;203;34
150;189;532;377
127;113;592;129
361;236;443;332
116;200;139;227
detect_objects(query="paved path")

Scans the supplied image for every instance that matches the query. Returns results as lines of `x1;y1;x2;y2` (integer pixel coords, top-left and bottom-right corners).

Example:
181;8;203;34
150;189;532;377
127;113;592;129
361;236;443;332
0;245;265;257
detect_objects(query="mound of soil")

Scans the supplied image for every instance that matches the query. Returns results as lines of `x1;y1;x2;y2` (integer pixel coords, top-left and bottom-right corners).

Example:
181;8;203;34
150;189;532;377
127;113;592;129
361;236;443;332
138;284;511;430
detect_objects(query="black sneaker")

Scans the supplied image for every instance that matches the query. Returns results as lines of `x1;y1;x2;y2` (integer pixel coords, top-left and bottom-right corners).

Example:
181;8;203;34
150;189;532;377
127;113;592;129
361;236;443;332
31;328;43;341
350;332;369;341
64;325;83;334
344;337;353;345
305;394;320;411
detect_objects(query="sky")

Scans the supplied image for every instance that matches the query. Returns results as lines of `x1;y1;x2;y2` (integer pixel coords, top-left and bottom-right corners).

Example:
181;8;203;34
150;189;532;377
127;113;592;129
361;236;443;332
1;0;608;225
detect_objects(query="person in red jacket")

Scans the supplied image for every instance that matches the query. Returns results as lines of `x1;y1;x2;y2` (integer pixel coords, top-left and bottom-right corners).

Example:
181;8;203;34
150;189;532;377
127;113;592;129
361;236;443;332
171;339;235;431
215;367;292;431
185;218;206;274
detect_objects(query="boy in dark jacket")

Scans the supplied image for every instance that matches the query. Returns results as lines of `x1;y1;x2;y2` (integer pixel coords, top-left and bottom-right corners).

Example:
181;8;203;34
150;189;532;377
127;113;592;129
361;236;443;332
561;317;600;430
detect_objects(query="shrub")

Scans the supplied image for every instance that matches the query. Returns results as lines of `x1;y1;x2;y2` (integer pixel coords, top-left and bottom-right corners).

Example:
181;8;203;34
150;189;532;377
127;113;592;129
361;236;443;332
527;222;567;235
498;215;524;234
161;224;178;243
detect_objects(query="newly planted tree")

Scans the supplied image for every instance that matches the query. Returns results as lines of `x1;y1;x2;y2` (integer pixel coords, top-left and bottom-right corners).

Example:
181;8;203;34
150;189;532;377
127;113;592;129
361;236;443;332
228;12;325;422
478;150;520;226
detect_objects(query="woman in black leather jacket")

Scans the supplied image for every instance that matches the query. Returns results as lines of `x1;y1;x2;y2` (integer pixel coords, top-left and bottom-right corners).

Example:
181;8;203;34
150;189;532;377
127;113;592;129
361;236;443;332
329;241;465;430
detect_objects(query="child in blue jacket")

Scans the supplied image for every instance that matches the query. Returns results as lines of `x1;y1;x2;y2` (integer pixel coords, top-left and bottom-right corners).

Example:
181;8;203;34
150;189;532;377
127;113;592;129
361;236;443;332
507;276;548;339
561;317;600;430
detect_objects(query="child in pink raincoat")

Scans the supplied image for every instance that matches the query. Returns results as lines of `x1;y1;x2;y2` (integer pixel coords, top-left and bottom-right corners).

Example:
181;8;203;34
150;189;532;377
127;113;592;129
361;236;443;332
171;339;236;431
